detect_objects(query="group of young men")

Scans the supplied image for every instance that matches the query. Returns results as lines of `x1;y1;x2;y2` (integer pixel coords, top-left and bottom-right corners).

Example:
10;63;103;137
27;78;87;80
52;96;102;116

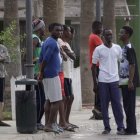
89;21;139;135
0;18;139;136
32;19;78;133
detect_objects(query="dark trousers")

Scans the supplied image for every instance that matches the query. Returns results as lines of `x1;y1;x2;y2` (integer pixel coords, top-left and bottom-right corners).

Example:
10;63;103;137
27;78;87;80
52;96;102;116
35;81;45;124
98;82;124;130
94;87;101;111
92;66;101;111
0;78;5;102
121;86;137;133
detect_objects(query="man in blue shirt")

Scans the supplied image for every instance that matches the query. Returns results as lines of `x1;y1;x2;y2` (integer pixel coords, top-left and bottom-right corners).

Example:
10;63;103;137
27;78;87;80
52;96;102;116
39;23;62;133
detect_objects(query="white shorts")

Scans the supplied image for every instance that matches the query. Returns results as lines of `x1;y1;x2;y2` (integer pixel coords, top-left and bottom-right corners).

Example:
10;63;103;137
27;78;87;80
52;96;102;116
43;76;62;103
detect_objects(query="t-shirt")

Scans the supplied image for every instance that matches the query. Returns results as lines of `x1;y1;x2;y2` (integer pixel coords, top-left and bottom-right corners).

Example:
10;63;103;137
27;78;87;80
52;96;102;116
88;33;103;67
92;43;122;83
33;47;41;75
119;43;140;87
63;42;73;79
32;34;41;75
39;37;61;78
57;38;64;72
57;38;73;78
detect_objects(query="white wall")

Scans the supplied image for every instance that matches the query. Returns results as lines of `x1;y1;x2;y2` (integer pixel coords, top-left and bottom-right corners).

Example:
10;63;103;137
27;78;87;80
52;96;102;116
11;68;82;120
10;76;25;120
72;67;82;111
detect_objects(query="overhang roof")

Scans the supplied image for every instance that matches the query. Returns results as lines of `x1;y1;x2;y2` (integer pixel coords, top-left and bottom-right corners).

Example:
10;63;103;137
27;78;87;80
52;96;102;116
0;0;136;19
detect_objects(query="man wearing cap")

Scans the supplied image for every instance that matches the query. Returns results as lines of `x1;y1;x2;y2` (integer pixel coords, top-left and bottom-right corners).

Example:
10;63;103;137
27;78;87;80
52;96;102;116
32;18;46;130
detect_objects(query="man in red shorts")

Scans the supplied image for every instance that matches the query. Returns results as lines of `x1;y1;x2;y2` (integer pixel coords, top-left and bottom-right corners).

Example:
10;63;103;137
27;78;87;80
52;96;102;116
88;21;103;120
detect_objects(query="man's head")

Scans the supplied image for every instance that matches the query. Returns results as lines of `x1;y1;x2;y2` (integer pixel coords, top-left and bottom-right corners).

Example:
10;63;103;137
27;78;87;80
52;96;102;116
70;26;75;40
48;23;62;39
103;29;113;43
119;26;133;41
32;18;45;37
92;21;103;35
62;25;72;40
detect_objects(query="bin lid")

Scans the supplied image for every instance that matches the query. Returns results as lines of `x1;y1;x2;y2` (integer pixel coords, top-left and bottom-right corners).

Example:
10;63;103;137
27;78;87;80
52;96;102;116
15;78;37;85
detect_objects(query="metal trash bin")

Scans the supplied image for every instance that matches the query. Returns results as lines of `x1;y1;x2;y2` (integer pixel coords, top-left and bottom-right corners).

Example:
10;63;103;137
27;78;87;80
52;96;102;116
15;78;37;133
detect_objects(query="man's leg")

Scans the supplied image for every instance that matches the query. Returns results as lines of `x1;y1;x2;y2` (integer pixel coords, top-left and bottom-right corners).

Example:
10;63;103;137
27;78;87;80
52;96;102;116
48;101;60;124
44;100;50;125
110;82;124;131
91;67;102;120
0;102;4;121
36;81;45;129
98;82;111;131
121;86;137;134
58;72;67;127
0;78;10;126
65;95;74;123
64;78;74;123
59;97;67;126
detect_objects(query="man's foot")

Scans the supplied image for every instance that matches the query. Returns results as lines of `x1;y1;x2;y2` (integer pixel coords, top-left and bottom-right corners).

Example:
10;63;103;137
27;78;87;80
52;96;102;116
68;123;79;129
92;109;103;120
54;123;64;133
0;121;11;127
44;124;60;134
102;129;110;134
117;128;125;135
63;125;75;132
124;129;137;135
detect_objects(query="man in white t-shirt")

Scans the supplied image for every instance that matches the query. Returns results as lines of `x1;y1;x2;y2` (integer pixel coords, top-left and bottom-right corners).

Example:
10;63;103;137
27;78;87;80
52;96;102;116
92;29;125;135
61;25;78;129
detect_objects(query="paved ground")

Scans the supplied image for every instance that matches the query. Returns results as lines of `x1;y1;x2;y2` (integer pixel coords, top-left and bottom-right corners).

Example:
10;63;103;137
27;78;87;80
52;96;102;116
1;98;140;140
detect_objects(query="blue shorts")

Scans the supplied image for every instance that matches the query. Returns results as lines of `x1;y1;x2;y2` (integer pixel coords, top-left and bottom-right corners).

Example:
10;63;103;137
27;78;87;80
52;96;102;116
0;78;5;102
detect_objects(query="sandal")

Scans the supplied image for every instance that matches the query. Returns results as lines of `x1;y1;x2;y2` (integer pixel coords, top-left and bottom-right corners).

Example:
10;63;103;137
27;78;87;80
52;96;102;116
44;125;60;134
69;123;79;129
63;125;75;132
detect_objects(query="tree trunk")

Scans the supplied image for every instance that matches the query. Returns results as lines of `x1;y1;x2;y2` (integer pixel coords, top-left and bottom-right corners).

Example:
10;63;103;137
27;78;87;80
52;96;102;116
103;0;116;42
80;0;95;104
43;0;64;36
4;0;21;111
4;0;21;77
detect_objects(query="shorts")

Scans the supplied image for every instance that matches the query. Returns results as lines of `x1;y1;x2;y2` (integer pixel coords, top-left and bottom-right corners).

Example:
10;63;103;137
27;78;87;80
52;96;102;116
64;78;73;97
0;78;5;102
43;76;62;103
59;72;65;96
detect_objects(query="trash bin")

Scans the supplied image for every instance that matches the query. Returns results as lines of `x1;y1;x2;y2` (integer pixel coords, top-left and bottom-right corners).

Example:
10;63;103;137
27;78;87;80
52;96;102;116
15;78;37;134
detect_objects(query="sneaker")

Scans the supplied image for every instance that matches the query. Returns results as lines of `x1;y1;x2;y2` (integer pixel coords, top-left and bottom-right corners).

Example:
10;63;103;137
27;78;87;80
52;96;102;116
117;128;125;135
124;129;137;135
102;129;110;134
0;121;11;127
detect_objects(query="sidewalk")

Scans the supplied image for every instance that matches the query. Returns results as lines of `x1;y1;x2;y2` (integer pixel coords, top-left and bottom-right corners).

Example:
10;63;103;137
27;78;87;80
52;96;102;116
1;98;140;140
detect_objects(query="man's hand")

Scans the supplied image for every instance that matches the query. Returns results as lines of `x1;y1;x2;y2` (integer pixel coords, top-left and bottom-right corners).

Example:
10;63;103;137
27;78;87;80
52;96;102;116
128;80;134;90
38;72;43;81
93;82;98;94
60;46;67;61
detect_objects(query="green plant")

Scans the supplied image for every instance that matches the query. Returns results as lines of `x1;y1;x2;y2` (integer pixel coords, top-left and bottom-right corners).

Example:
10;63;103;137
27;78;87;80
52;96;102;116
0;21;25;62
